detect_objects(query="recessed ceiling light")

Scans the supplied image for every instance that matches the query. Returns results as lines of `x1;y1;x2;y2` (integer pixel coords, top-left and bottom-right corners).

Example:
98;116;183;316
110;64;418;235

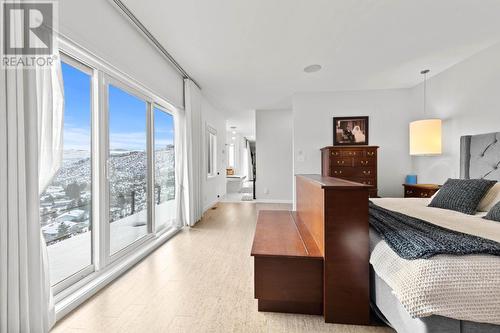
232;137;236;140
304;64;322;73
232;131;236;134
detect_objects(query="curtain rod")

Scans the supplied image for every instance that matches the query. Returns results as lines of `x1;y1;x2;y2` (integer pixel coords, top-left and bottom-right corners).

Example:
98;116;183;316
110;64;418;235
110;0;202;90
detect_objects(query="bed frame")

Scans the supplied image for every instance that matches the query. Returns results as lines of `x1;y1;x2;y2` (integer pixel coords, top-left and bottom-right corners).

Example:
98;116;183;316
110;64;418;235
460;132;500;180
371;132;500;333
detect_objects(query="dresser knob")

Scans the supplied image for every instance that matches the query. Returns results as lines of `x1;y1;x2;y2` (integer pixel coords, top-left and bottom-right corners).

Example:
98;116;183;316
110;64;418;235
363;170;371;175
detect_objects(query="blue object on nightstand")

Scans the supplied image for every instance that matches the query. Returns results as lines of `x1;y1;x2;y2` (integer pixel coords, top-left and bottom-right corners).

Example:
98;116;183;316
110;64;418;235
406;175;418;185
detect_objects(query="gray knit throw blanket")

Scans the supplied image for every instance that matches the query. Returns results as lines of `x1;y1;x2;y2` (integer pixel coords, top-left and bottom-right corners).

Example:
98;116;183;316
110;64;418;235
369;202;500;259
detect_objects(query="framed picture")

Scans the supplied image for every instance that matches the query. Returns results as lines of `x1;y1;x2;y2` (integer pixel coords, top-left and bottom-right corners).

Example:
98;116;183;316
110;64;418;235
333;116;369;145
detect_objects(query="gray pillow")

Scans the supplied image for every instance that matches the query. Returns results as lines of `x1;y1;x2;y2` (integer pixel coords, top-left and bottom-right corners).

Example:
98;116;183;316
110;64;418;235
428;178;497;215
484;201;500;222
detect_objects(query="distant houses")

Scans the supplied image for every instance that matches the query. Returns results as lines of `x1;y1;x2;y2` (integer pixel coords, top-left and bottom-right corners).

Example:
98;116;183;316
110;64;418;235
41;209;89;243
56;209;86;223
40;147;175;244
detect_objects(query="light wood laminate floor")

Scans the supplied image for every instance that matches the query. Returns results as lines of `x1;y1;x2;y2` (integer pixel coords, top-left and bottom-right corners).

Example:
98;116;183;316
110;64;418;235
52;202;394;333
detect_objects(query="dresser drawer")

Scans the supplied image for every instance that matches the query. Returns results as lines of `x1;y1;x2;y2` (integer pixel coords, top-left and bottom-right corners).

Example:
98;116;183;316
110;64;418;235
353;158;376;167
331;167;376;178
341;150;363;157
404;188;437;198
352;178;376;186
331;157;353;167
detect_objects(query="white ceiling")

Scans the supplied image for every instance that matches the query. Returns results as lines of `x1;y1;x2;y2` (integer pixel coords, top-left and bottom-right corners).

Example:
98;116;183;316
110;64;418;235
122;0;500;131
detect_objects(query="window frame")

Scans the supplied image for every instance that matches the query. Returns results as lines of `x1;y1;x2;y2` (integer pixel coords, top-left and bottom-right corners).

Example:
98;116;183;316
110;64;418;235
49;52;97;295
152;104;177;233
206;125;217;179
103;75;155;263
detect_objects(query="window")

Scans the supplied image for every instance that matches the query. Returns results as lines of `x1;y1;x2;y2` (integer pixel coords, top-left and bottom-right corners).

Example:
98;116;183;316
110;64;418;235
228;144;235;168
108;84;149;255
207;126;217;178
154;106;176;231
40;59;93;286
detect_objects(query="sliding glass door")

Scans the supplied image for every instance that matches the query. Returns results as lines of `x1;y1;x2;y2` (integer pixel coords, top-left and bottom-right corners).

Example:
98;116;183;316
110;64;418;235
40;49;180;296
108;84;149;255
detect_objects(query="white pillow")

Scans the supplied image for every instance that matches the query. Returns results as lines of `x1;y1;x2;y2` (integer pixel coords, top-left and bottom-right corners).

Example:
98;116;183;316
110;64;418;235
478;183;500;212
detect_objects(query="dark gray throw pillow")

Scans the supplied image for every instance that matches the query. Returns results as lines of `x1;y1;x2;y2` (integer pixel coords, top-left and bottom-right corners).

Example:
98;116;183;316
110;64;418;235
484;201;500;222
428;178;497;215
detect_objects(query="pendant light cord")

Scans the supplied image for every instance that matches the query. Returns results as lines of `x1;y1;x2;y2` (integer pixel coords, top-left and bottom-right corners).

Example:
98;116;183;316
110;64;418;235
424;72;426;117
421;69;430;117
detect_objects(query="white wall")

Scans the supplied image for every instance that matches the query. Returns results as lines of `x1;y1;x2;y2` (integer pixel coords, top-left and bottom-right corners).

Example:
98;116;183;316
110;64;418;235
411;43;500;183
256;109;293;202
291;42;500;201
59;0;184;107
202;99;227;210
233;44;500;206
293;90;414;200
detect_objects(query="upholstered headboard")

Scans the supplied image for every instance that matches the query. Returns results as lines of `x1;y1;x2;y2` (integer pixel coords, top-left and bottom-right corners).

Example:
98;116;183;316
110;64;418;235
460;132;500;180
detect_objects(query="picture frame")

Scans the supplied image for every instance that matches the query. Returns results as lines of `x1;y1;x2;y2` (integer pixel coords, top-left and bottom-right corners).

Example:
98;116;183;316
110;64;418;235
333;116;369;145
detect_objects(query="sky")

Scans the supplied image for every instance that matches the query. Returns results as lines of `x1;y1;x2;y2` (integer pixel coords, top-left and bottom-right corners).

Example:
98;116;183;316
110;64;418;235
62;62;174;152
62;62;91;151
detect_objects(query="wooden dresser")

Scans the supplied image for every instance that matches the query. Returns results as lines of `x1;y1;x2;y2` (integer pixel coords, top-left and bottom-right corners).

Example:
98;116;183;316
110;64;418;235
321;146;379;197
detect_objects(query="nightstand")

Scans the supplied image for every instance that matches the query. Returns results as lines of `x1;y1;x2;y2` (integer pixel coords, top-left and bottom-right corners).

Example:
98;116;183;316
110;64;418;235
403;184;441;198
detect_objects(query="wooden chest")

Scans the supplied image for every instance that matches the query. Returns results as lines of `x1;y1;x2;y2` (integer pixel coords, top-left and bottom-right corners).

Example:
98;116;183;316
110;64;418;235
320;146;379;197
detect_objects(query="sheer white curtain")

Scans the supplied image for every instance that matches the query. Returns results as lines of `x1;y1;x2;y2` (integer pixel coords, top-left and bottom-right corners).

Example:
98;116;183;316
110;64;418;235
174;108;187;228
0;40;62;333
38;58;65;193
184;79;203;226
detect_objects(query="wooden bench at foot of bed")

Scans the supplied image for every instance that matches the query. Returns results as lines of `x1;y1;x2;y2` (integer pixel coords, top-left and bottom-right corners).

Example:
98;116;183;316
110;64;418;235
251;210;324;315
251;175;371;325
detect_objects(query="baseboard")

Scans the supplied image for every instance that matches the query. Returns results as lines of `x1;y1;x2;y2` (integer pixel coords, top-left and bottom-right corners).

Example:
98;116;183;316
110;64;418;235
203;199;220;212
206;198;292;205
254;199;293;204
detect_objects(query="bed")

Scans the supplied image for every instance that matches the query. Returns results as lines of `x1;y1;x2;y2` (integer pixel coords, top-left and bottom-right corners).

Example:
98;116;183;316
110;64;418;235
369;132;500;333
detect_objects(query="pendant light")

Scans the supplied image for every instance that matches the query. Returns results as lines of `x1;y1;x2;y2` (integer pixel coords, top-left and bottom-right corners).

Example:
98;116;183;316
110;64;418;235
409;69;442;156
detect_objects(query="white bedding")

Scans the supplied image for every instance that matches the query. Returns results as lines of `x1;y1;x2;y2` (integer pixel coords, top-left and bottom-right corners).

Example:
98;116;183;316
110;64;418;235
370;198;500;325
